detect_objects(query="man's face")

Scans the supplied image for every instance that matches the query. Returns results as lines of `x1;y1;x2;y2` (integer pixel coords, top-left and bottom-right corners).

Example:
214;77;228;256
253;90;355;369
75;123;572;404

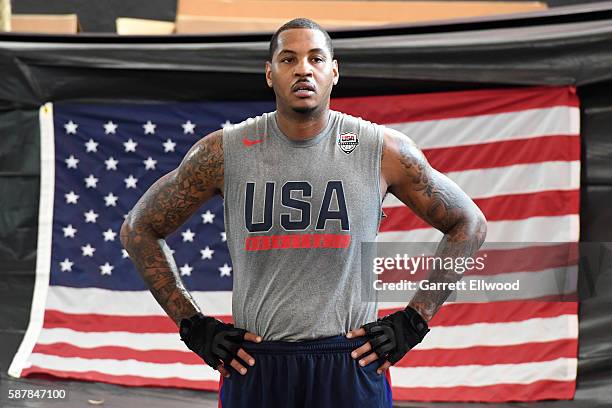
266;28;339;115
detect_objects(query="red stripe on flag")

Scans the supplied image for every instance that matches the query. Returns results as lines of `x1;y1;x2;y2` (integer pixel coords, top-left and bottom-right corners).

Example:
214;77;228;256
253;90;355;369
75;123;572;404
43;310;233;333
377;243;579;282
32;343;203;365
31;338;576;368
397;339;577;367
379;301;577;326
42;302;576;334
21;367;218;391
474;243;578;275
331;86;578;123
392;379;576;402
423;135;579;173
381;189;579;231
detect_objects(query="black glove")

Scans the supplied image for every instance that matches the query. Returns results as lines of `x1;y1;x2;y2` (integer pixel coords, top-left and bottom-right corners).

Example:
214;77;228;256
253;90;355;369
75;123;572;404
362;306;429;364
179;313;246;368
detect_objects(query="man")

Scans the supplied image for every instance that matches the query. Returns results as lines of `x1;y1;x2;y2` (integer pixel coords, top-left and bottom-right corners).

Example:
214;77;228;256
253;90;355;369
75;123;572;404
121;18;486;408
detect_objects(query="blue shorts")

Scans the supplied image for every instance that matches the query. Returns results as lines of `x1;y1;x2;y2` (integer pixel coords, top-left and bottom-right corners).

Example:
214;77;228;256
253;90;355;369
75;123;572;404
218;335;393;408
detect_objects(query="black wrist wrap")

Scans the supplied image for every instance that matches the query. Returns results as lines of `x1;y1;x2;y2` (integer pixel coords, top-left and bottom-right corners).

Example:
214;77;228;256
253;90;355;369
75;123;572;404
179;313;246;368
362;306;430;364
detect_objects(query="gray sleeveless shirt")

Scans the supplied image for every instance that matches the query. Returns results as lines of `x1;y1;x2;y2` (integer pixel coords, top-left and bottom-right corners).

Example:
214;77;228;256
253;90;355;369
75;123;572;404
222;110;383;341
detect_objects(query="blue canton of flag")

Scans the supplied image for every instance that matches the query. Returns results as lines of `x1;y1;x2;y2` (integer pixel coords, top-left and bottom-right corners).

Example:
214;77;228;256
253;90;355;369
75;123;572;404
51;101;274;291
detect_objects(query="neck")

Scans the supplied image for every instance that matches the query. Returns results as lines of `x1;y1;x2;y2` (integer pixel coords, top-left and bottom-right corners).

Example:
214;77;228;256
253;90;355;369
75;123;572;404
275;104;330;141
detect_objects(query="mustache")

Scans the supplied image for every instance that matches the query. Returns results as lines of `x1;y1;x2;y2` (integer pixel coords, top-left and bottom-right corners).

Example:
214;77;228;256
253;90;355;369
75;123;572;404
291;80;316;92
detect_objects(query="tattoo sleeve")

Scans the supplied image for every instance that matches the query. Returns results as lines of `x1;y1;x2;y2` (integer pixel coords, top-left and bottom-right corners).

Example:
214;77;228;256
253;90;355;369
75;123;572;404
384;131;487;321
120;130;224;326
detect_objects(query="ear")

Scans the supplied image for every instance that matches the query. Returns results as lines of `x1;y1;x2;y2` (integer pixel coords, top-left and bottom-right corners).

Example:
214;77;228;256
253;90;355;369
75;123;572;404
265;61;273;88
332;59;339;86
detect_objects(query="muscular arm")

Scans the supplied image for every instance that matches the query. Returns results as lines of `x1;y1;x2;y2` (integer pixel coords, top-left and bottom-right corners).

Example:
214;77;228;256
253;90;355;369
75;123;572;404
120;130;224;326
381;128;487;321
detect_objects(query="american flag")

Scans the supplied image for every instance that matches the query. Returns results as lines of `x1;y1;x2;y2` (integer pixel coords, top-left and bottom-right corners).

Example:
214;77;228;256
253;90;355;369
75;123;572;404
9;86;579;402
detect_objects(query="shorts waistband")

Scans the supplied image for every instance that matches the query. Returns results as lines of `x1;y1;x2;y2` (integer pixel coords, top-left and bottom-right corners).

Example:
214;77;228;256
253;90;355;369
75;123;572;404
242;335;366;355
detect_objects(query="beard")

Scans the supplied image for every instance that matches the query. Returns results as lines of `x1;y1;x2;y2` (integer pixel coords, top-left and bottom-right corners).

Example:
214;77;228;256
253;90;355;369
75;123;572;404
291;104;318;115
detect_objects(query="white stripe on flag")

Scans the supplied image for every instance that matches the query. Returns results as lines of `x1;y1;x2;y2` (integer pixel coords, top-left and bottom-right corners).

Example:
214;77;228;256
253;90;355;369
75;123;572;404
382;162;580;206
418;314;578;350
377;214;580;242
389;357;577;388
46;286;233;316
37;327;190;351
388;106;579;149
28;353;219;381
35;314;577;351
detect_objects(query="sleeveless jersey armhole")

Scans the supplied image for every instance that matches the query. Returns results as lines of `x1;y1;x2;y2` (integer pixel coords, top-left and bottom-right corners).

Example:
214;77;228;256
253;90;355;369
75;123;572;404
375;125;385;233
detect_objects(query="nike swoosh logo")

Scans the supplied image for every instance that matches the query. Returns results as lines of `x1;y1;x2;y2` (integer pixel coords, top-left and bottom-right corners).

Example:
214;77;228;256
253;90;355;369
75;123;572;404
243;138;264;147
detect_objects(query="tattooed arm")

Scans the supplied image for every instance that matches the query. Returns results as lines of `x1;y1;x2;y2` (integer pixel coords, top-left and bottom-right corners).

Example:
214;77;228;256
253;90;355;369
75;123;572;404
120;130;224;326
381;128;487;321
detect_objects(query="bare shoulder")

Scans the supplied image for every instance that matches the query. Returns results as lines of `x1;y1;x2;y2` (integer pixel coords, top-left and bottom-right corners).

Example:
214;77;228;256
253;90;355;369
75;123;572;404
381;126;426;189
380;127;483;234
177;129;224;194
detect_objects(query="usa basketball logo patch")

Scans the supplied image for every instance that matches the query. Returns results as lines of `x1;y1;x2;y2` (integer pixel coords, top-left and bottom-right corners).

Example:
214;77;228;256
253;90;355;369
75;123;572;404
338;132;359;154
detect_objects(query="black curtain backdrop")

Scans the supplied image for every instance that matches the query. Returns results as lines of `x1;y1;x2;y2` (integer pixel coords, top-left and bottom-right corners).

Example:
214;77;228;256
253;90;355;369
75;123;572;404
1;3;612;406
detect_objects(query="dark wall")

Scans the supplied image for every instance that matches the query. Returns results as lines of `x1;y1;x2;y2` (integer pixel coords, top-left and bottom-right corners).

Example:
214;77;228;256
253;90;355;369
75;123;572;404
574;81;612;404
579;81;612;243
0;108;39;373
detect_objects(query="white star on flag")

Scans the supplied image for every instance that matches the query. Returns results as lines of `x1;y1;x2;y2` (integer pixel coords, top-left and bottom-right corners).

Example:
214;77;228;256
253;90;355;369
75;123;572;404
84;174;99;189
104;121;118;134
81;244;96;257
85;139;99;153
124;175;138;189
64;120;78;134
201;210;215;224
124;139;138;153
182;120;196;134
100;262;114;275
179;263;193;276
65;155;79;169
221;120;232;129
63;224;77;238
163;139;176;153
103;228;117;242
122;249;130;259
65;191;79;204
60;258;74;272
84;209;99;223
219;263;232;277
181;229;195;242
105;157;119;170
104;192;119;207
221;232;227;242
200;246;214;260
143;157;157;170
143;120;156;134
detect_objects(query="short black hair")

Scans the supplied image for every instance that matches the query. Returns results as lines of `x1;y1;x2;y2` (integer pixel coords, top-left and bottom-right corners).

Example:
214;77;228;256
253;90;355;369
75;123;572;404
268;18;334;61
